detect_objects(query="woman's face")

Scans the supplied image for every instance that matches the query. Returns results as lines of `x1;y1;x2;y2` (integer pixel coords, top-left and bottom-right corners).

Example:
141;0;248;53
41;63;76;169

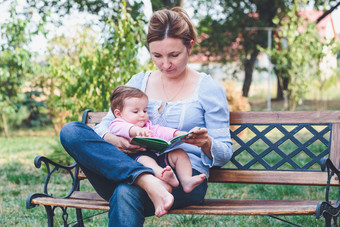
149;38;193;78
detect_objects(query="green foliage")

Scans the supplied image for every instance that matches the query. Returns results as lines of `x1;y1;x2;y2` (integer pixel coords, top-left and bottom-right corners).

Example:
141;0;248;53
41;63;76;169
193;0;339;98
193;0;290;97
0;0;47;135
260;0;338;110
44;3;147;125
19;90;51;127
26;0;145;23
0;1;32;133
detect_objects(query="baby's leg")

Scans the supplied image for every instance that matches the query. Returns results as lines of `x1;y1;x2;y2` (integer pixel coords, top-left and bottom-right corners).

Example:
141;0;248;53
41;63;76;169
134;173;174;217
137;155;179;187
168;149;206;193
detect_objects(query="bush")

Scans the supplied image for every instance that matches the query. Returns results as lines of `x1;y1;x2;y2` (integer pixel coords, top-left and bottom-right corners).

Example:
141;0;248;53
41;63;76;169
221;80;251;112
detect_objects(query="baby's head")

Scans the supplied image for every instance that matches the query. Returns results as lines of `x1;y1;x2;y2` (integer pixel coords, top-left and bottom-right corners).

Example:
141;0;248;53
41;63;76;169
110;85;149;127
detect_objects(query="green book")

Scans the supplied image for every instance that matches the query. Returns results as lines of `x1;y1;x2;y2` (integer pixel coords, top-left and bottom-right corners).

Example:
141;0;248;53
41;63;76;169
130;131;194;153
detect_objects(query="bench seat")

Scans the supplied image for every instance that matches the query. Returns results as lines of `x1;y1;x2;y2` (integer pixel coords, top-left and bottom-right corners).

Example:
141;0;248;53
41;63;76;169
32;191;331;216
26;110;340;226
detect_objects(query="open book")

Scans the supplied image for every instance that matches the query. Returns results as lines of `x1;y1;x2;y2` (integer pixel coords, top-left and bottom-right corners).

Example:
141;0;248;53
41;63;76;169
130;131;194;153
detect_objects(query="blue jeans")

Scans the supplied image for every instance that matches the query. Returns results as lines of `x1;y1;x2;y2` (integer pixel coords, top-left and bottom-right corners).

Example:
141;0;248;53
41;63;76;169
60;121;207;227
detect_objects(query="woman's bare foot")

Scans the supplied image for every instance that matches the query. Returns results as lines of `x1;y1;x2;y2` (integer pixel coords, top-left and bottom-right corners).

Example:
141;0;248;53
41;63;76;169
135;174;174;217
159;166;179;187
181;174;206;193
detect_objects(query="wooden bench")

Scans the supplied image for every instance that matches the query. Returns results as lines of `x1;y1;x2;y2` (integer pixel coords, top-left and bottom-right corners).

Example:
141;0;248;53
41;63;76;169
27;110;340;226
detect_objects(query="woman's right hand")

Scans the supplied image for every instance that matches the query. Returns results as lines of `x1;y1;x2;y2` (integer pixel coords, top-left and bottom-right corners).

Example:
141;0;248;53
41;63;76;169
103;132;146;154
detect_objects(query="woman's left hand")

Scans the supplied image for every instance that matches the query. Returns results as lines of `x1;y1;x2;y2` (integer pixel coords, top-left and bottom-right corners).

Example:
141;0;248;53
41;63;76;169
181;127;212;159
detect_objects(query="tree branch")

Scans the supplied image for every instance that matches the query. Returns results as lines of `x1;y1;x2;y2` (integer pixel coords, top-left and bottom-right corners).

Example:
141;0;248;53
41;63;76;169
316;2;340;24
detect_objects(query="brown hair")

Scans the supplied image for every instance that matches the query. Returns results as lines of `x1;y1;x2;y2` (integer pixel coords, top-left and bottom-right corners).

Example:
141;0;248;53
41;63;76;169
110;85;148;116
147;7;196;51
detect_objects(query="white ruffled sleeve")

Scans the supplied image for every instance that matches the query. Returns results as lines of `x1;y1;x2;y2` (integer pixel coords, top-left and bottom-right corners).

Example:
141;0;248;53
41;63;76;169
198;77;233;167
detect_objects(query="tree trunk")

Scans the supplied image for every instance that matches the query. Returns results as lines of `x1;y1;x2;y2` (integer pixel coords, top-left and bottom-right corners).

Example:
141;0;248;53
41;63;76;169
242;49;259;97
275;73;289;100
2;113;9;137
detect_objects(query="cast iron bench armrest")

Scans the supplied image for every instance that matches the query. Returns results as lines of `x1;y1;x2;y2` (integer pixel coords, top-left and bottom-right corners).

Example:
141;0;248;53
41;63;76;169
316;158;340;223
30;156;79;198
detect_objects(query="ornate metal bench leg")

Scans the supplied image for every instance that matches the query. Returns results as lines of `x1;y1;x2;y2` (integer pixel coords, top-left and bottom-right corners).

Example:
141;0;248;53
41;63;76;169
75;208;85;227
316;158;340;227
332;216;338;227
44;205;55;227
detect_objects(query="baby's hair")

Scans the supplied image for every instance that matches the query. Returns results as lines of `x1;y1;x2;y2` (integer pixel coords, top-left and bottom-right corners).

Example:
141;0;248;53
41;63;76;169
110;85;148;116
147;7;196;51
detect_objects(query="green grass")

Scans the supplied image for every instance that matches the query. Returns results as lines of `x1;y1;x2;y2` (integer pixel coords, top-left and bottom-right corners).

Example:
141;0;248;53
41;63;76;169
0;128;336;226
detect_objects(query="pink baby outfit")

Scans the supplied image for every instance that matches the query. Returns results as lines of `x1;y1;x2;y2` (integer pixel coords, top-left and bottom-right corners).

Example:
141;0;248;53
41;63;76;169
109;118;177;141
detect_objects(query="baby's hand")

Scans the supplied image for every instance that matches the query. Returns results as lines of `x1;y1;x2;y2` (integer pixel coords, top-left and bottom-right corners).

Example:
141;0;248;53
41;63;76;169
174;130;188;137
136;128;152;137
130;126;152;137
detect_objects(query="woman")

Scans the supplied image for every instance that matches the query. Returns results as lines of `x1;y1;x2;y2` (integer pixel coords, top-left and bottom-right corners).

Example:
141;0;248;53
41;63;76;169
60;7;233;226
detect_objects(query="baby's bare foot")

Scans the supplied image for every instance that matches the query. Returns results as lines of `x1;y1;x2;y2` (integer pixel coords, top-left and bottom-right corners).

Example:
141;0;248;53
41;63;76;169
160;166;179;187
182;174;206;193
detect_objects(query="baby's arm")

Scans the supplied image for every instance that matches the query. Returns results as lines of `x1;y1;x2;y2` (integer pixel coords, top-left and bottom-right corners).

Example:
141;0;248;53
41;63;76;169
130;126;152;137
174;127;201;137
173;130;188;137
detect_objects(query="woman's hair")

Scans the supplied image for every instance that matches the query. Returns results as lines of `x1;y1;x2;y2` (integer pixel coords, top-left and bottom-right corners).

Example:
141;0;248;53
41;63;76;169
110;85;148;116
147;7;196;50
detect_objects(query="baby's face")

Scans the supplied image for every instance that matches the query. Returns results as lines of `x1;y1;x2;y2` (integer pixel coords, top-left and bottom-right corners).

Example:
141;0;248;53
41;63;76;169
119;97;149;127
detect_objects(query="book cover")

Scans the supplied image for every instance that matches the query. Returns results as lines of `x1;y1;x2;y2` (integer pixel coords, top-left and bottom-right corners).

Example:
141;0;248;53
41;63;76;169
130;131;193;153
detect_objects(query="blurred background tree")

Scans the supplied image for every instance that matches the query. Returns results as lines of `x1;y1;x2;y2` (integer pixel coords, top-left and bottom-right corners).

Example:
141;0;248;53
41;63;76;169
40;2;149;133
193;0;339;99
260;0;338;110
0;0;46;137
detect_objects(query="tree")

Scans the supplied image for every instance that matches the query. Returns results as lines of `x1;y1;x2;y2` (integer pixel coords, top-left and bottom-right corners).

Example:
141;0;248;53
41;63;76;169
0;1;36;136
42;3;150;132
261;0;338;110
194;0;289;97
194;0;339;98
151;0;183;11
26;0;184;21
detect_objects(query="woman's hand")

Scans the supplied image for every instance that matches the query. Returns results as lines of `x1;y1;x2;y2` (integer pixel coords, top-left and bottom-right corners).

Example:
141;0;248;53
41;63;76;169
181;127;212;159
103;132;146;154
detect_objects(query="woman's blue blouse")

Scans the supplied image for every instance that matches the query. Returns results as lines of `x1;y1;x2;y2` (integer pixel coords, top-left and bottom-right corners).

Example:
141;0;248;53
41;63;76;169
94;71;233;177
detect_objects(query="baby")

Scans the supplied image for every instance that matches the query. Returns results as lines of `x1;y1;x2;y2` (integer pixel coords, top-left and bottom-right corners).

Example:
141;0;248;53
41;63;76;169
109;85;206;193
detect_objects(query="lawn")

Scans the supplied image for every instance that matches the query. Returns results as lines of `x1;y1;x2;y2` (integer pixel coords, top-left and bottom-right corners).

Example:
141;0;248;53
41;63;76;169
0;126;335;226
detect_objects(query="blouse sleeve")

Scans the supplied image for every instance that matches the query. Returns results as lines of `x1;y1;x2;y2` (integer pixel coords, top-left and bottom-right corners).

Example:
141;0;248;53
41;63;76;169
93;72;146;137
198;76;233;167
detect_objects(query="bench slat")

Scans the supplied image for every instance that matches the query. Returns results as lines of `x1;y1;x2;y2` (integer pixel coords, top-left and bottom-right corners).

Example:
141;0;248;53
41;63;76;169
169;199;323;215
85;111;340;125
31;192;331;216
86;112;107;125
70;191;105;201
208;169;337;186
330;123;340;169
230;111;340;124
31;197;110;211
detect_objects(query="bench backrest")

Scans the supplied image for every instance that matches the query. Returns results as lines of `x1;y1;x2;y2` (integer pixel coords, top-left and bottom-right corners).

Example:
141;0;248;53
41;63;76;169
81;110;340;186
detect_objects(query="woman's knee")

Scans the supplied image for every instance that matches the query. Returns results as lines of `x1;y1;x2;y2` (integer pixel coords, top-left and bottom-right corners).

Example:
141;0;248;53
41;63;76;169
60;121;88;146
60;121;82;139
